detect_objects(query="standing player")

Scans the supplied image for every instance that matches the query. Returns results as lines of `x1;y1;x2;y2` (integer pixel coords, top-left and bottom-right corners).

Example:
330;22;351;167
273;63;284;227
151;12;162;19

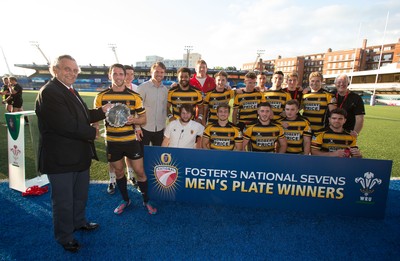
94;64;157;215
262;71;292;121
243;102;287;153
203;70;235;126
202;103;243;151
124;65;139;92
104;65;142;193
8;76;24;112
1;76;13;112
123;65;141;189
277;99;312;154
232;72;265;131
255;72;269;92
283;72;303;106
301;72;336;133
167;67;203;123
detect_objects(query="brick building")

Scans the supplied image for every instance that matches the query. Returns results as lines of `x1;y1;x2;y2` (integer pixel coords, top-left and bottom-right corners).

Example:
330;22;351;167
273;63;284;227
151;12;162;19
243;39;400;88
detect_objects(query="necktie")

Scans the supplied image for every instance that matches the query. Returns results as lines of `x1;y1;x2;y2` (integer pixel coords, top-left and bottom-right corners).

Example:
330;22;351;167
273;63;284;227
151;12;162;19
69;87;76;96
69;87;88;118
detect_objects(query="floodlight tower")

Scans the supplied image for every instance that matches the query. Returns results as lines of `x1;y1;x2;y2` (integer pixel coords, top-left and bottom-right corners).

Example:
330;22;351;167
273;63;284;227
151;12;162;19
30;41;50;65
0;46;12;75
108;43;119;63
184;45;193;67
252;49;265;71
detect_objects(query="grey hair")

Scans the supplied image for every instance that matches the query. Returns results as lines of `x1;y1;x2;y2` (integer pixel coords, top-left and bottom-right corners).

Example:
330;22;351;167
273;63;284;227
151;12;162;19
49;55;80;77
334;74;350;85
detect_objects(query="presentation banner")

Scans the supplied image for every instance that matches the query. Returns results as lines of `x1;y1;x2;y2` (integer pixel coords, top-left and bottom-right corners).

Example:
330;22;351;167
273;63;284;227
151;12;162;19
144;146;392;219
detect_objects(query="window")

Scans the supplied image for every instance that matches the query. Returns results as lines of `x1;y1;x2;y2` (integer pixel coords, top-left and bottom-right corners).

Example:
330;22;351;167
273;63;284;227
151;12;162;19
383;54;392;61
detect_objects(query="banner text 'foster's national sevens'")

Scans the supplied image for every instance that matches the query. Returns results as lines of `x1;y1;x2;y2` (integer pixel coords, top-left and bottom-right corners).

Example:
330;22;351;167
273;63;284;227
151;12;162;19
145;146;392;219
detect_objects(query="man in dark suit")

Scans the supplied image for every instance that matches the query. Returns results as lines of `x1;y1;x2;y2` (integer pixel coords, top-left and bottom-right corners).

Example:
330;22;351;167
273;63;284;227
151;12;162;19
35;54;112;253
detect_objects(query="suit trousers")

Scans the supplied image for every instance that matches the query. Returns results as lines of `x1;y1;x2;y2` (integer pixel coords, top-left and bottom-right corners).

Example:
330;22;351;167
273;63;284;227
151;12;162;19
48;169;90;244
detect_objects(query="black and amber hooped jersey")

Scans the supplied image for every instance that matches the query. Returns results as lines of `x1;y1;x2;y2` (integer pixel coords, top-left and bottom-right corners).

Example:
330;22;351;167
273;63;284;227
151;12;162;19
204;89;235;124
203;122;242;150
244;121;284;152
277;116;312;154
168;86;203;118
233;90;265;124
311;128;357;152
302;90;336;132
262;89;292;120
94;87;145;143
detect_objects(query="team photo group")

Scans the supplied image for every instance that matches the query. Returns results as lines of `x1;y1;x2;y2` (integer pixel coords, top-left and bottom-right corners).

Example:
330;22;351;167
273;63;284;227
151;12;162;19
33;54;365;252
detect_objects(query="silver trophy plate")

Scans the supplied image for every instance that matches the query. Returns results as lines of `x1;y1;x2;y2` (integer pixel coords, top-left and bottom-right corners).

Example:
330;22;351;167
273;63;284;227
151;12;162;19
106;103;131;127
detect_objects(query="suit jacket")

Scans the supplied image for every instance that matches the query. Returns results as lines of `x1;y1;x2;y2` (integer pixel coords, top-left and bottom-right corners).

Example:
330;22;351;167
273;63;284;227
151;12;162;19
35;77;106;174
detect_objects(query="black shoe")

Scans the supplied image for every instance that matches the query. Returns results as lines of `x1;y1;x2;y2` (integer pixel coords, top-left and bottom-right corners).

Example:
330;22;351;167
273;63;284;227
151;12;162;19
62;239;80;253
79;222;99;231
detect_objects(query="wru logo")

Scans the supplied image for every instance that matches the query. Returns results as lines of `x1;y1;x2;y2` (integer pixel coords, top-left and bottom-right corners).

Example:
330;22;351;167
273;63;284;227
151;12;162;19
355;172;382;201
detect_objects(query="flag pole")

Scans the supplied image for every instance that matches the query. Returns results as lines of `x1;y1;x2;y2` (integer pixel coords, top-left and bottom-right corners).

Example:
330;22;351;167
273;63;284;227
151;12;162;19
371;11;389;106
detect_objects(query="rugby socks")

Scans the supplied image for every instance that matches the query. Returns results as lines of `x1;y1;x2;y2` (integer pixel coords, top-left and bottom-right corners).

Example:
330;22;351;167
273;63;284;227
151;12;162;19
109;171;116;184
116;175;129;202
137;180;149;203
127;167;134;180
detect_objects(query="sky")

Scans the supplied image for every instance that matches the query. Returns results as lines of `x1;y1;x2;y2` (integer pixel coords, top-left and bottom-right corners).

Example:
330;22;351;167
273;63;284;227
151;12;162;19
0;0;399;76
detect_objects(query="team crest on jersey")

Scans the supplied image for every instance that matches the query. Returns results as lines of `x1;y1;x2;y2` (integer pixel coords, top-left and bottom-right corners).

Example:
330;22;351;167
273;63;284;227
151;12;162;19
152;153;180;199
355;172;382;203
